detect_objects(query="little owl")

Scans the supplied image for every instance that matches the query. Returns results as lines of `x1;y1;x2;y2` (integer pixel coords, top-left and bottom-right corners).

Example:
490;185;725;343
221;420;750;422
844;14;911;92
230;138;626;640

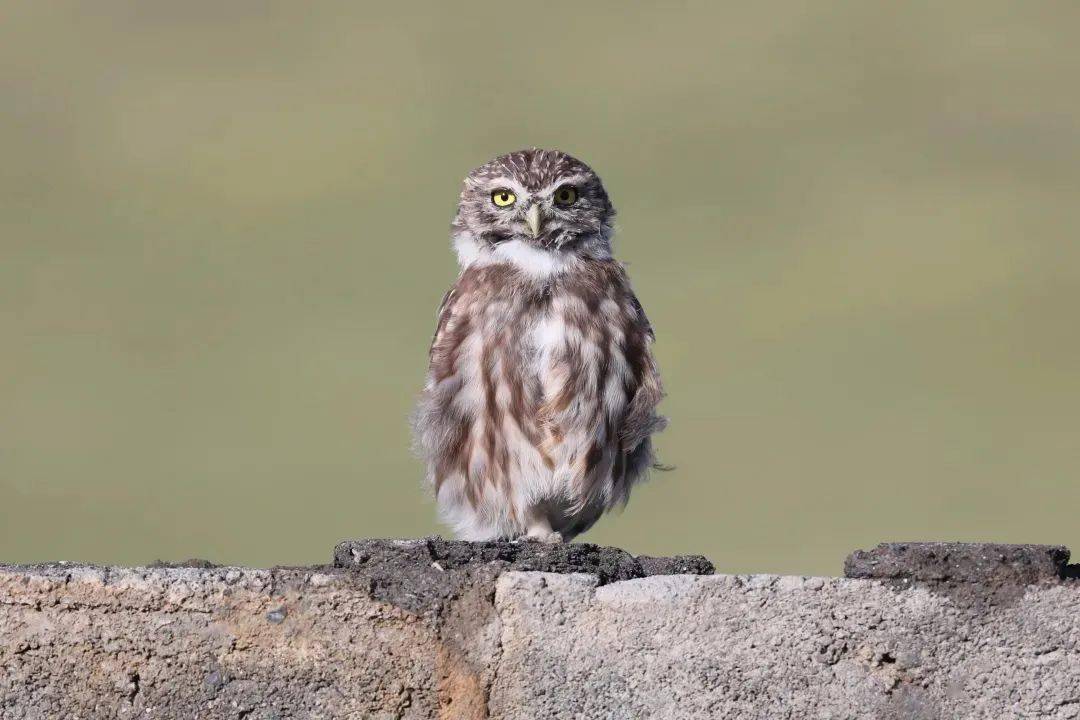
414;149;666;543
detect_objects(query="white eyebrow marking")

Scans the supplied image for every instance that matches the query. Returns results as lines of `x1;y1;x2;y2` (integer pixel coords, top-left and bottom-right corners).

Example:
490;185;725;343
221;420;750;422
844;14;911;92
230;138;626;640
538;173;592;194
468;176;529;199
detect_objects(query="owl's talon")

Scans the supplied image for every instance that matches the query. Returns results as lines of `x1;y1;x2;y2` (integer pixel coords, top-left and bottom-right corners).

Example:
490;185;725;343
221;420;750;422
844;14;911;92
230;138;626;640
541;531;564;544
523;530;564;544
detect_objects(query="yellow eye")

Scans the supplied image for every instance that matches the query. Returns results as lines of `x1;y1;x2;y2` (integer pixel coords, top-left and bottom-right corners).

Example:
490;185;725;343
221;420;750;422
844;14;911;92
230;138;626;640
491;189;516;207
554;185;578;206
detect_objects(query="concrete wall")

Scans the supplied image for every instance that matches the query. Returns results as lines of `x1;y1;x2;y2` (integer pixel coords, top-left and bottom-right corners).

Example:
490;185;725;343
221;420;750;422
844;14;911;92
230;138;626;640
1;540;1078;719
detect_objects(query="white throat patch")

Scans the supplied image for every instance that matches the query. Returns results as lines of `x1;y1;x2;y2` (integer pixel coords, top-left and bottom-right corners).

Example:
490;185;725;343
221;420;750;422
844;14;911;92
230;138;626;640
454;233;578;279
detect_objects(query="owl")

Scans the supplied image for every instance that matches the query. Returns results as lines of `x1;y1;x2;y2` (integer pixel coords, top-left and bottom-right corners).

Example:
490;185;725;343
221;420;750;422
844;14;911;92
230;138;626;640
413;149;666;543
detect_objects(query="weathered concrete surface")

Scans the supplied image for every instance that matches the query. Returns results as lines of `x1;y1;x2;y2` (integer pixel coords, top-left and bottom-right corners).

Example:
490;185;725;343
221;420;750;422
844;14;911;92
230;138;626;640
845;542;1070;584
492;573;1080;719
1;541;1078;719
333;536;714;614
844;541;1076;610
0;539;712;719
0;564;444;719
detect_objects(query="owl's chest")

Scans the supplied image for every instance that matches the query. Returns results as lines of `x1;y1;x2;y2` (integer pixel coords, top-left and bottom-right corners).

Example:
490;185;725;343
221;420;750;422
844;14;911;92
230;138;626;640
469;284;625;393
469;291;562;371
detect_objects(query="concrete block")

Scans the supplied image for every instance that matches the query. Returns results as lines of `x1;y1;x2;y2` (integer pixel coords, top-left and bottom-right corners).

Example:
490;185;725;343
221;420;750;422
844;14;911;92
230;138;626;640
2;541;1078;718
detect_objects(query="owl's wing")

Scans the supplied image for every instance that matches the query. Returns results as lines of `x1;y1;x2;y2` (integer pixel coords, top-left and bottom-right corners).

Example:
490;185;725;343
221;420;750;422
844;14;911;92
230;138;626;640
627;291;655;342
618;288;667;456
428;286;457;356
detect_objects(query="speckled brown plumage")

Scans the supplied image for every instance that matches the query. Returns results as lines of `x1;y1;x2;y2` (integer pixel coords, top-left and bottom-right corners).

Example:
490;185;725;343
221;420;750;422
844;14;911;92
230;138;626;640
413;149;666;541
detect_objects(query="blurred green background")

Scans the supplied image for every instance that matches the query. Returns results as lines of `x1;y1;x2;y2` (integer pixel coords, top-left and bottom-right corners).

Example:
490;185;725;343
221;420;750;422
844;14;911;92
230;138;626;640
2;2;1079;576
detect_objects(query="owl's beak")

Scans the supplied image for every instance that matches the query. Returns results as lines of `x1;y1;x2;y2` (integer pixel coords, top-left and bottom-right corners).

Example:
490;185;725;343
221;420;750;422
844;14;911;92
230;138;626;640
525;204;542;239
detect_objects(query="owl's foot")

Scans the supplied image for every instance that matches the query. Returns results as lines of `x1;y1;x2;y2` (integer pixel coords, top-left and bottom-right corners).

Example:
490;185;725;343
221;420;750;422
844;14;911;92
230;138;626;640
514;531;563;544
522;523;564;544
517;512;565;544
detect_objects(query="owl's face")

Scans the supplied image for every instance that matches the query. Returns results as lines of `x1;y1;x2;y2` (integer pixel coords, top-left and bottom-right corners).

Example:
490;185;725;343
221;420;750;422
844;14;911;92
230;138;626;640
452;149;615;270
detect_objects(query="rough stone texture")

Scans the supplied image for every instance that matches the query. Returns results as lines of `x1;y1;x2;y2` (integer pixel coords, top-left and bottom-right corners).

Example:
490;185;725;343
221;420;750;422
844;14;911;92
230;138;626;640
333;536;714;592
0;540;710;720
845;542;1074;610
0;563;440;719
491;572;1080;719
2;541;1079;719
845;542;1070;584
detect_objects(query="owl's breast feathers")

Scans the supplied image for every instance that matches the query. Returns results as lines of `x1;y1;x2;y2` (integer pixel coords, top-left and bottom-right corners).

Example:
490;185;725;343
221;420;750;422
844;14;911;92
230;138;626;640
416;258;665;528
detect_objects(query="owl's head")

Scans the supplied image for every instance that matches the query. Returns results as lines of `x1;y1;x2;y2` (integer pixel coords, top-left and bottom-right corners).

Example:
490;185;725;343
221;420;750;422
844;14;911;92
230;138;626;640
451;149;615;276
